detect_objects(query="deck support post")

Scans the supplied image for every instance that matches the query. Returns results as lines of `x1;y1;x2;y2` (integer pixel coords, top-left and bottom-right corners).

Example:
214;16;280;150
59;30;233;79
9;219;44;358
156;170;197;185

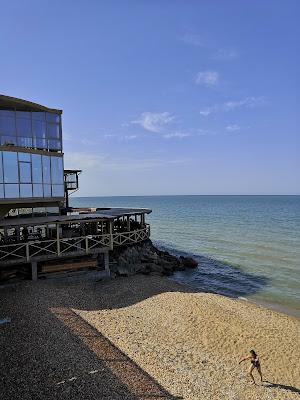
56;224;60;255
103;250;110;276
31;261;38;281
127;215;130;231
109;221;113;250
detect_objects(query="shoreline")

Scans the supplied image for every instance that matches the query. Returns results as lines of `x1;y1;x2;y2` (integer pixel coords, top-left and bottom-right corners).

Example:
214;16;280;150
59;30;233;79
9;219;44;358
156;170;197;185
153;241;300;320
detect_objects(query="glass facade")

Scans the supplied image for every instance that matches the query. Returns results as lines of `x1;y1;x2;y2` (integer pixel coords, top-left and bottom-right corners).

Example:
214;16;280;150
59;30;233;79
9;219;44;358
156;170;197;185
0;150;64;199
0;110;62;151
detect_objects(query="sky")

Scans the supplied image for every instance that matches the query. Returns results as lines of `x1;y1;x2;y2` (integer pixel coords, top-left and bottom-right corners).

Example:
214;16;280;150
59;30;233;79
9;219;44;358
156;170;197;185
1;0;299;196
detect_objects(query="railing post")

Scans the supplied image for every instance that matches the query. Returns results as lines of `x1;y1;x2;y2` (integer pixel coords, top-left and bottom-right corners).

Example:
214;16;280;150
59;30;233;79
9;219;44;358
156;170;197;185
26;243;30;262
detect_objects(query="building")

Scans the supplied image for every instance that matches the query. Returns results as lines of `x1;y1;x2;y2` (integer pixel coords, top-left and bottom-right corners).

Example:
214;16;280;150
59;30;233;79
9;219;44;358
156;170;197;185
0;95;151;279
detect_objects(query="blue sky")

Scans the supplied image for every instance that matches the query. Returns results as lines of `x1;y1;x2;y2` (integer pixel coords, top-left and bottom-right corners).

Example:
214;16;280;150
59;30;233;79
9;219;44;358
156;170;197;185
1;1;299;195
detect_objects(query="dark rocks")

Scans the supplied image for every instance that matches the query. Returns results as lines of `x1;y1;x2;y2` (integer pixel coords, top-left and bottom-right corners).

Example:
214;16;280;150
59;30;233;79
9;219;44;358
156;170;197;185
179;256;198;269
110;240;198;277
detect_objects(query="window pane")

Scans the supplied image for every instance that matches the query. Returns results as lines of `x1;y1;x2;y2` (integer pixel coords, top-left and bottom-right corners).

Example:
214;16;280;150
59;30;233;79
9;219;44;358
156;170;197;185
33;137;47;149
51;156;63;184
46;112;60;123
18;152;31;162
33;184;43;197
51;184;64;197
42;156;51;184
19;161;31;183
4;184;19;198
18;137;33;147
20;184;32;197
48;139;62;150
32;120;46;138
0;115;16;135
16;118;31;136
3;152;18;183
16;111;31;120
0;183;4;199
43;184;51;197
0;152;3;183
32;112;45;121
46;123;60;139
46;206;59;215
32;154;42;183
1;135;17;146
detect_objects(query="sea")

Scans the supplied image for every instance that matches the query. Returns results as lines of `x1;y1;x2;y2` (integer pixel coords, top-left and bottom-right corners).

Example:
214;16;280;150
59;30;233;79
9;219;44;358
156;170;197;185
70;195;300;318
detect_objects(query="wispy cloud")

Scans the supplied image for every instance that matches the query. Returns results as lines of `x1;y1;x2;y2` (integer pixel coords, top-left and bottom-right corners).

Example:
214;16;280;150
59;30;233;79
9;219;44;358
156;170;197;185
64;151;188;172
181;32;206;47
131;112;175;133
223;96;267;111
200;96;268;116
181;31;238;61
163;132;190;139
226;124;241;132
212;48;238;60
199;106;217;116
195;70;219;86
123;134;138;140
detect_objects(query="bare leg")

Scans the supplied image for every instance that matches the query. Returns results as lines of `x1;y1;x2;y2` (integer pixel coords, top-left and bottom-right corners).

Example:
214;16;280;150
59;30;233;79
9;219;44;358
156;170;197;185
249;365;256;384
257;366;263;382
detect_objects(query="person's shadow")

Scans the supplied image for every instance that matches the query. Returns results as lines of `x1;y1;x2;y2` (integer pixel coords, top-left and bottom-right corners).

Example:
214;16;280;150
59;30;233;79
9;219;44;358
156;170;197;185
263;380;300;394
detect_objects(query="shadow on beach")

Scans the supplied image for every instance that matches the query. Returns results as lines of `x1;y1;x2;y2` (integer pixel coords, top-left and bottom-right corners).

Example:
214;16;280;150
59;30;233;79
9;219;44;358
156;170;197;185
0;275;192;400
263;381;300;394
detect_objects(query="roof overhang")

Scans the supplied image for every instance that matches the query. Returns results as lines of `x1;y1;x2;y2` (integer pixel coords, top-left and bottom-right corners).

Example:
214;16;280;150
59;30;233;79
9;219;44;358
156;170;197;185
0;94;62;114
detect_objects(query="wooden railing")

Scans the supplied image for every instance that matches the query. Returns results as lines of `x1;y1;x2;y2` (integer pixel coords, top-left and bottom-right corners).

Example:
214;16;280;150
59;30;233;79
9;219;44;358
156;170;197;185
0;225;150;266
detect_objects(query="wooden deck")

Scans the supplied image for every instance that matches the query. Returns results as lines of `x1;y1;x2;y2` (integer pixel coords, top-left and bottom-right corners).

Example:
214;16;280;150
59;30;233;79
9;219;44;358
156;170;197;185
0;225;150;267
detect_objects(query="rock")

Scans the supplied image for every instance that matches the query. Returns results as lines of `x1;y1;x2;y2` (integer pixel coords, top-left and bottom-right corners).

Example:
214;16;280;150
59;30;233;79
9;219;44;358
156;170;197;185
180;256;198;268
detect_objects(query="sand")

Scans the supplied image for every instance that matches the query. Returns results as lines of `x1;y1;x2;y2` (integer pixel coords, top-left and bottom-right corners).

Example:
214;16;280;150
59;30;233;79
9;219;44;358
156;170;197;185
75;275;300;400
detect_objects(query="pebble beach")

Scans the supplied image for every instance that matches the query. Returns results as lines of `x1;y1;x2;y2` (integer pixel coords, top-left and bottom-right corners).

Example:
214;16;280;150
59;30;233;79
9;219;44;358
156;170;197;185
1;273;299;399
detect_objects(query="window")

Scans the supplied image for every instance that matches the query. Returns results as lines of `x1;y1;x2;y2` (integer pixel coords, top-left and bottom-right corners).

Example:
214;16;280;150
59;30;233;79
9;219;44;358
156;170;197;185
0;111;16;135
20;184;32;197
16;118;31;137
0;151;64;199
3;151;18;183
0;110;62;151
43;184;51;197
19;161;31;183
33;184;43;197
4;184;19;198
51;156;63;184
52;184;64;197
32;154;42;183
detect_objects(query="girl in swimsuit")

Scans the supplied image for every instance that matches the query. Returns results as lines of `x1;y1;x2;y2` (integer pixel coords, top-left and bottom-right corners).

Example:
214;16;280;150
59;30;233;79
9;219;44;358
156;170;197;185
239;349;263;384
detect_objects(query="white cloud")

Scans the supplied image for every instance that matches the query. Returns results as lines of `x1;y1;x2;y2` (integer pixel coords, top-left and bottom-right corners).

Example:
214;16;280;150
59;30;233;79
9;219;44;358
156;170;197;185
131;112;175;133
181;32;206;47
64;151;187;172
195;70;219;86
199;96;267;116
199;106;218;116
123;134;138;140
212;48;238;60
163;132;190;139
223;96;267;111
226;124;241;132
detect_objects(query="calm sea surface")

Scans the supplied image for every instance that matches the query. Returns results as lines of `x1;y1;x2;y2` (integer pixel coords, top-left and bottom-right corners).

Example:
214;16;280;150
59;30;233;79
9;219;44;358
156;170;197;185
71;195;300;316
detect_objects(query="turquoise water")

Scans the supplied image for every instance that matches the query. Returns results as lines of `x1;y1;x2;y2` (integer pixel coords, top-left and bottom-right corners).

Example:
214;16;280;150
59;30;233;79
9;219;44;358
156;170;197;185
71;195;300;316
